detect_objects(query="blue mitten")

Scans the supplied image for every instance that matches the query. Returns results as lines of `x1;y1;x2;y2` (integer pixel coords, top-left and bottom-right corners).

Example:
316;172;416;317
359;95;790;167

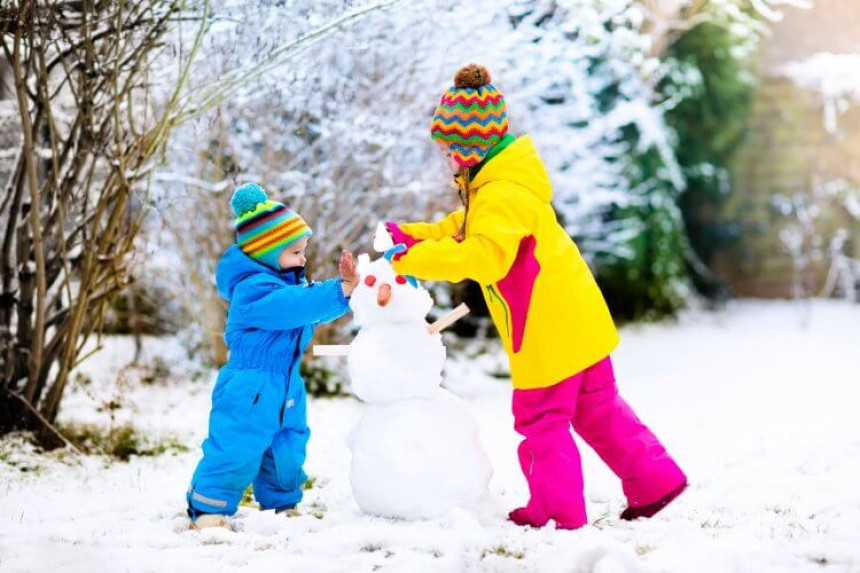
383;244;418;288
383;243;408;262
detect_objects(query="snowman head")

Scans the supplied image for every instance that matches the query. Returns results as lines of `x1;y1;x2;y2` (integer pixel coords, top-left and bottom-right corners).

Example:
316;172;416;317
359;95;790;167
350;254;433;327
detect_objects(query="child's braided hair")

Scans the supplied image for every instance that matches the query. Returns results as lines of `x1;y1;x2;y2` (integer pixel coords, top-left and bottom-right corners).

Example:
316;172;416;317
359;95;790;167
451;64;494;239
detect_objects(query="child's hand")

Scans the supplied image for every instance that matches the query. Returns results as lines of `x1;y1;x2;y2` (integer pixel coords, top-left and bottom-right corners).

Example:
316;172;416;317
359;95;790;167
384;222;419;249
339;250;359;297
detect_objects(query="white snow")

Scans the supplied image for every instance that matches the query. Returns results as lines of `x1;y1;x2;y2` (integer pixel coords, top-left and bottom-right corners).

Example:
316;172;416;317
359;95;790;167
348;324;445;402
372;222;394;253
1;299;860;572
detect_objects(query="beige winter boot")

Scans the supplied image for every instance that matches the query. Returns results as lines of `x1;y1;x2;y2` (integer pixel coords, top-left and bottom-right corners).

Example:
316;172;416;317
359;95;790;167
189;514;231;531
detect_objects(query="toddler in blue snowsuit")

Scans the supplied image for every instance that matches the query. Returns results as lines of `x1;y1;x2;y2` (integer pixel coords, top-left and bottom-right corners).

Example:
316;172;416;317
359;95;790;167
187;183;359;529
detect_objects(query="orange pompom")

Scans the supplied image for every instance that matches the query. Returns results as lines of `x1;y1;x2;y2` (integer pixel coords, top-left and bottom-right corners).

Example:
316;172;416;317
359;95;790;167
454;64;492;89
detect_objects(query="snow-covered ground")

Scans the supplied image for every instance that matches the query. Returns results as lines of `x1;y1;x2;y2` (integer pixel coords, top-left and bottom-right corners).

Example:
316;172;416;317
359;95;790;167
1;299;859;572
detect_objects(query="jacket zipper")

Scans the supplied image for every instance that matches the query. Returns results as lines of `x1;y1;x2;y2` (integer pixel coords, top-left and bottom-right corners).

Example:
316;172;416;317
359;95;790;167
486;284;511;340
281;330;304;427
280;269;306;428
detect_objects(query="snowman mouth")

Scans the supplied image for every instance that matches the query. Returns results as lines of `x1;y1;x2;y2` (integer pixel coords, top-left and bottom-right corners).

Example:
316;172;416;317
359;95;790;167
377;283;392;307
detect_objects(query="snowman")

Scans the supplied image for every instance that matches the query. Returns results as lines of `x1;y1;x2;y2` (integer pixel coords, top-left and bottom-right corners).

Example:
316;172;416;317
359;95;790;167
344;227;492;520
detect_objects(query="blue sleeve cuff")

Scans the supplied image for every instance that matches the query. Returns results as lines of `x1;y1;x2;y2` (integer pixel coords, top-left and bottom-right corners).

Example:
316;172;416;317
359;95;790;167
336;279;349;304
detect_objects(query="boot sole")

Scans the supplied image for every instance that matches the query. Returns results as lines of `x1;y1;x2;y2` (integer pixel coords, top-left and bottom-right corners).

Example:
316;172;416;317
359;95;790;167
620;480;687;521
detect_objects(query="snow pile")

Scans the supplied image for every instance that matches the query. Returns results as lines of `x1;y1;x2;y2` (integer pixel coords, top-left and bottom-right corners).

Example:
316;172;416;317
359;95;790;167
347;254;491;519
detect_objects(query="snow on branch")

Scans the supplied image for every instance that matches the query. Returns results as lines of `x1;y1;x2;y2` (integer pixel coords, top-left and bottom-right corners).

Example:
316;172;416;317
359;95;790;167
780;53;860;135
174;0;404;123
151;172;234;193
750;0;813;22
641;0;812;58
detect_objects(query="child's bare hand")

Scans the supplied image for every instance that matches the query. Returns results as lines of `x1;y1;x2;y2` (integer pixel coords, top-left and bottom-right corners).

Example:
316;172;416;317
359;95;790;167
339;250;358;282
339;250;359;296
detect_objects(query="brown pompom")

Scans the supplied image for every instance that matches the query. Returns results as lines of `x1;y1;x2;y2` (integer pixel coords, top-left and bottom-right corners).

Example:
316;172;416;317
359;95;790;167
454;64;492;89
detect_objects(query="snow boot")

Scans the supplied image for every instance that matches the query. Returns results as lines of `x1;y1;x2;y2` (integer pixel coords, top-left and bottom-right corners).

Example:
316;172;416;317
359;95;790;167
508;507;585;530
276;505;301;518
507;507;546;528
189;513;231;531
620;480;687;521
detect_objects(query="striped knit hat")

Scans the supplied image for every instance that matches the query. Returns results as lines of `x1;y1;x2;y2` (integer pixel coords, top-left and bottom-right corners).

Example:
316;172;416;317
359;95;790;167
230;183;312;269
430;64;508;168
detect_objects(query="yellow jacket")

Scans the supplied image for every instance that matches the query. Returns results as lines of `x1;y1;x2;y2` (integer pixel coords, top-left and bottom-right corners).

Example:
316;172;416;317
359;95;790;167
392;135;619;389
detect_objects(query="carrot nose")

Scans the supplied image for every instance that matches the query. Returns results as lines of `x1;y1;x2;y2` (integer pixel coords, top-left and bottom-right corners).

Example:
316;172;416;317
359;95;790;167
377;283;392;307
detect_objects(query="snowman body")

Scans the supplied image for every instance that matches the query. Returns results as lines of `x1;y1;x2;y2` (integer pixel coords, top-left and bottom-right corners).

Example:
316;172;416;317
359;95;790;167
347;254;491;519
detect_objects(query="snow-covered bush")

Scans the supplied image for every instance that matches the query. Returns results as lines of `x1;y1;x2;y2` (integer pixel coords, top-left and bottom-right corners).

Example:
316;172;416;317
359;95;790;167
661;21;756;293
776;52;860;302
773;180;860;300
497;0;695;319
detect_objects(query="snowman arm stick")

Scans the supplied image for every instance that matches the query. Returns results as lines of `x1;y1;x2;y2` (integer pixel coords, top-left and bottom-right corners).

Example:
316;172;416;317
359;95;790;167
427;303;470;335
312;344;351;356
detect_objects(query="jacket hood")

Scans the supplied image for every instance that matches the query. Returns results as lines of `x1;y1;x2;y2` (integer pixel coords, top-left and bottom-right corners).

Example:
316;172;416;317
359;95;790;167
216;244;304;301
470;135;552;203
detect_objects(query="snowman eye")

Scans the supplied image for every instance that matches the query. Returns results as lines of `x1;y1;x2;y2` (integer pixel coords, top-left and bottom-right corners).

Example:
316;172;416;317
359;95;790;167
395;275;407;285
364;275;377;287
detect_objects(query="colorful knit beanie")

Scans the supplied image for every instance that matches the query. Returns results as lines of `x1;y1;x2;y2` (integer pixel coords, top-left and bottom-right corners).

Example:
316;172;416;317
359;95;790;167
430;64;509;168
230;183;312;269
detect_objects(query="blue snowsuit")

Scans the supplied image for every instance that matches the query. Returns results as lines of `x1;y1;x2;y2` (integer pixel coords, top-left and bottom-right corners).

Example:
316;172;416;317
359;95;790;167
187;245;350;516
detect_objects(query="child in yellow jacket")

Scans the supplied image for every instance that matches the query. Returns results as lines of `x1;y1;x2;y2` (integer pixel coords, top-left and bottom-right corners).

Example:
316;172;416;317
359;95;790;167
386;64;687;529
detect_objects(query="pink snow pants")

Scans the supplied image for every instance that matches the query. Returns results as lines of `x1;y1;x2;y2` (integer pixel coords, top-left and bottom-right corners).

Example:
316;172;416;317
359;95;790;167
511;356;686;529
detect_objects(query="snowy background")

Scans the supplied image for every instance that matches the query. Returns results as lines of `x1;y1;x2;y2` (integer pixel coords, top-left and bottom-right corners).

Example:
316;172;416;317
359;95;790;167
3;0;860;571
2;300;859;572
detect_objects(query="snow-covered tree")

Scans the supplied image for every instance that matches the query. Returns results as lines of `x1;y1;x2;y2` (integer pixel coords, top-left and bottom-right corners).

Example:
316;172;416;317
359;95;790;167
0;0;203;439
